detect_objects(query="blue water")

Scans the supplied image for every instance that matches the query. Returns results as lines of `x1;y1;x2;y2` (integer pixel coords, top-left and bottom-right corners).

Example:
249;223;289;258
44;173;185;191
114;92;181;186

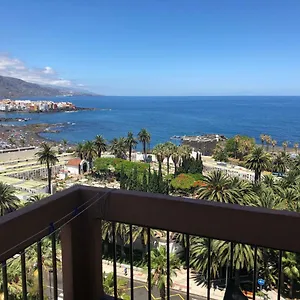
2;96;300;147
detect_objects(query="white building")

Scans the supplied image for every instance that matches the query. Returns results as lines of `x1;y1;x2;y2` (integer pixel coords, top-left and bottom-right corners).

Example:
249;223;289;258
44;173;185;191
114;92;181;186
66;158;89;175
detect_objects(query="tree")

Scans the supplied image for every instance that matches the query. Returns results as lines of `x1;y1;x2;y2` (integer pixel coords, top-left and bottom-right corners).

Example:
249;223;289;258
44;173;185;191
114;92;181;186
138;128;151;161
152;144;165;172
171;146;180;175
132;226;157;258
103;272;130;300
83;140;96;169
94;135;107;158
178;145;192;160
272;152;288;174
61;139;68;152
282;252;300;298
36;143;59;194
244;147;271;183
282;141;289;153
213;144;229;162
265;135;272;152
102;221;128;258
260;134;266;147
149;246;181;300
26;194;48;204
75;142;84;159
271;139;277;152
110;137;127;159
20;138;26;148
0;182;19;216
197;170;240;204
163;142;176;174
294;143;299;154
125;131;138;161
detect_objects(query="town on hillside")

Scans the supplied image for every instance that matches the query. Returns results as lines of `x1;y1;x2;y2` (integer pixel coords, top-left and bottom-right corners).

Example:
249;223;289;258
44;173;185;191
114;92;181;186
0;99;77;112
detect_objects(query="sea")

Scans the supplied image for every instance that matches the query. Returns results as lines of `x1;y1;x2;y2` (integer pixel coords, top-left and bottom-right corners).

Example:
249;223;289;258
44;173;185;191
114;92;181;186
2;96;300;148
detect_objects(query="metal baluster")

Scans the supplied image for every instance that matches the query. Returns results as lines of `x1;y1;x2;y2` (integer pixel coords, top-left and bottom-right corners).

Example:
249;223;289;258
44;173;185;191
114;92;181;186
129;224;134;300
167;231;170;300
1;261;9;300
36;241;44;300
51;233;58;300
112;222;118;299
21;251;27;300
147;228;151;300
207;238;211;300
252;246;258;300
277;250;283;300
186;234;190;300
230;242;234;279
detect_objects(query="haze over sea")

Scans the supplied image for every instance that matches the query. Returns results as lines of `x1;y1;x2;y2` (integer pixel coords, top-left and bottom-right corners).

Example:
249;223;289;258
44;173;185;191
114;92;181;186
5;96;300;148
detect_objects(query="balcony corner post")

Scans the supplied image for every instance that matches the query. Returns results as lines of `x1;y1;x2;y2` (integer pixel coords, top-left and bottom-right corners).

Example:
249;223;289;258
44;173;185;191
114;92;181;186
61;203;104;300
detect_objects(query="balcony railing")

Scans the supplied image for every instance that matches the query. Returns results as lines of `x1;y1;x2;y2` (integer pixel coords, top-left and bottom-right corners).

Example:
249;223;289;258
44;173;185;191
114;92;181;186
1;185;300;300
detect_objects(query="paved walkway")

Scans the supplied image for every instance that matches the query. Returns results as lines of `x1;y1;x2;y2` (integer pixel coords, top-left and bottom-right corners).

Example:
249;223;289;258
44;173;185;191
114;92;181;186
102;260;283;300
102;259;225;300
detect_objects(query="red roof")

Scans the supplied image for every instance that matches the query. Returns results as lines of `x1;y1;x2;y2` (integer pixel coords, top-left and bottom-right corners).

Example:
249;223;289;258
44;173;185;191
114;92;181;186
67;158;81;167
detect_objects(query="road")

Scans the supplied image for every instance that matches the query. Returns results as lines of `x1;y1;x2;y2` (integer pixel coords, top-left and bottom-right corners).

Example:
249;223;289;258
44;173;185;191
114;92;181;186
46;272;206;300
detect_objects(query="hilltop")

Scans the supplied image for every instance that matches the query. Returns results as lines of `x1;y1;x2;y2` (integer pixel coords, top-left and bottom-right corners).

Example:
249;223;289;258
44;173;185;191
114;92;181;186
0;75;95;98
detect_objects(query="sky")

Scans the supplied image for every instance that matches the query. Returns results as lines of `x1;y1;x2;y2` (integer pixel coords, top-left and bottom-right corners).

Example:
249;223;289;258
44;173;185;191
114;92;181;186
0;0;300;96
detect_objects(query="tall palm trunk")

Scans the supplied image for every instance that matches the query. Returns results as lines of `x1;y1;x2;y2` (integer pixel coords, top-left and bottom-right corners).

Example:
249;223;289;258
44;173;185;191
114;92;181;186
160;285;166;300
47;161;51;194
166;157;170;174
97;150;102;158
254;170;260;183
129;145;132;161
143;142;147;161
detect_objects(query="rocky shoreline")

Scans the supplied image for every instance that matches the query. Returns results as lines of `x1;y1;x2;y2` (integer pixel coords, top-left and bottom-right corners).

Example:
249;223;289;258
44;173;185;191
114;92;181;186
0;122;68;148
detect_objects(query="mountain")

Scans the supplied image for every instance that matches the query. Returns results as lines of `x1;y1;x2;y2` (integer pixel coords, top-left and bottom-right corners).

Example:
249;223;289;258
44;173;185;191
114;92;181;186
0;75;96;98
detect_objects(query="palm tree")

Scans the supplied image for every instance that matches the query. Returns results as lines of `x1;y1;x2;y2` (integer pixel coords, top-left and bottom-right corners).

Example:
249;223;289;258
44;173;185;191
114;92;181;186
245;147;271;183
178;145;192;160
171;146;180;175
35;143;59;194
282;252;300;298
132;226;158;258
20;138;26;148
103;272;130;299
138;129;151;161
272;152;288;174
110;137;127;159
271;139;277;152
26;194;48;205
163;142;176;174
265;135;272;152
83;140;96;169
125;132;138;161
94;135;107;158
190;237;259;286
75;142;84;159
149;246;181;300
0;182;19;216
260;134;266;147
152;144;166;172
294;143;299;154
197;170;240;204
61;139;68;152
102;221;128;258
282;141;289;153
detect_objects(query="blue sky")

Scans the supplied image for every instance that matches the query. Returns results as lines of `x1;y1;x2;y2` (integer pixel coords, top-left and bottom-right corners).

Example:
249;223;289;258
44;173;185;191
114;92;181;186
0;0;300;95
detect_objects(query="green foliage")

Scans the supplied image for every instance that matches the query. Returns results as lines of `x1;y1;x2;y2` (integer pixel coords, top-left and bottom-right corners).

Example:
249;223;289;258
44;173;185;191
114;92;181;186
177;157;203;175
213;144;229;162
225;135;255;160
94;157;149;177
171;173;195;191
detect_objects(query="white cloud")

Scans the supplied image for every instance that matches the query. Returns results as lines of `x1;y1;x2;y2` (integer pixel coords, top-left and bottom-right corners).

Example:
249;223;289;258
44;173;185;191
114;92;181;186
0;54;82;88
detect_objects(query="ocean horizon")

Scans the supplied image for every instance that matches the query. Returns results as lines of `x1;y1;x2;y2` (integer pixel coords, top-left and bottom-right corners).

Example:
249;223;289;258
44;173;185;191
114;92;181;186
3;95;300;148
